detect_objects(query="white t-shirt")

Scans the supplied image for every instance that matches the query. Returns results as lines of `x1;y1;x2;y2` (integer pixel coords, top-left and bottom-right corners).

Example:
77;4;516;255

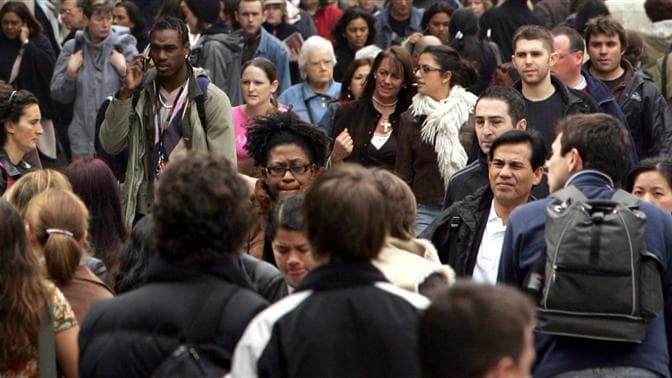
472;200;507;284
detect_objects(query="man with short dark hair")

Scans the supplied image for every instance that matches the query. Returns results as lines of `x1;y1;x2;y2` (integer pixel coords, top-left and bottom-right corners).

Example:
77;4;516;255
419;281;536;378
583;15;672;160
511;25;598;148
230;163;430;377
99;17;235;226
423;129;545;283
552;26;629;124
499;112;672;377
78;151;269;376
375;0;424;48
237;0;291;93
442;86;549;209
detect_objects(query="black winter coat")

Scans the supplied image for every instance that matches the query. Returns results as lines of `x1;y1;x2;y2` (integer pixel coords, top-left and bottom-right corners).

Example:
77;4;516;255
422;185;492;276
79;255;268;377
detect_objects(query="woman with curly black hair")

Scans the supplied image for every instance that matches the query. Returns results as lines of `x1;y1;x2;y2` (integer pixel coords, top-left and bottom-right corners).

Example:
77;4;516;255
244;111;329;260
420;2;453;44
331;8;376;82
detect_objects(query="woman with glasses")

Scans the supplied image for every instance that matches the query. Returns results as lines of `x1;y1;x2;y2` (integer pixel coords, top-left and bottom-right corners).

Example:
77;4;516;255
395;45;477;234
0;88;42;195
330;46;415;171
278;36;341;125
244;111;329;260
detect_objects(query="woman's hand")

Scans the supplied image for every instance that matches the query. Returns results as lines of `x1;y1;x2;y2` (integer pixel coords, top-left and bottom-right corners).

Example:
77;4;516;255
65;50;84;80
19;25;29;44
331;128;353;162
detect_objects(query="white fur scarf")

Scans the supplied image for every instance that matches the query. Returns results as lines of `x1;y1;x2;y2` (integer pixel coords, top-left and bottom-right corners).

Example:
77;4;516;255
411;85;477;188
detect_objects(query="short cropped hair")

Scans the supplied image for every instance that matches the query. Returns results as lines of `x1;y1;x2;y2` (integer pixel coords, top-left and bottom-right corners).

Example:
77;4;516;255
371;169;416;240
304;164;387;262
476;86;526;125
82;0;114;17
552;26;585;53
512;24;554;54
153;151;253;265
583;16;627;52
555;113;631;182
419;281;535;378
489;129;546;171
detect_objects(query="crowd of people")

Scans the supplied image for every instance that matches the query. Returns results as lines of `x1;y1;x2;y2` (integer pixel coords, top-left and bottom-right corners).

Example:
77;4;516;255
2;0;672;377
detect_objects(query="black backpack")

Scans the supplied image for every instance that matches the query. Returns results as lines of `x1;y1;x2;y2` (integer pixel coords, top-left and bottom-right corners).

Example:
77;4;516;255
150;279;251;378
524;186;664;343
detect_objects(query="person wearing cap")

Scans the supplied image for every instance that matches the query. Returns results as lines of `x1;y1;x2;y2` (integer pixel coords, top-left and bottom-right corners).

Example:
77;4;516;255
181;0;244;105
262;0;302;84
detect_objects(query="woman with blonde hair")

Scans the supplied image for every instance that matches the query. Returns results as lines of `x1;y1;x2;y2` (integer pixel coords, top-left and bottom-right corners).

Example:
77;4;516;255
25;188;113;322
0;198;78;378
2;168;71;216
3;170;111;285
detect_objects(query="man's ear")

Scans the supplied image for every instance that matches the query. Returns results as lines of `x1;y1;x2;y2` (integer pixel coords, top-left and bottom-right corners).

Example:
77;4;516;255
515;118;527;130
568;147;583;173
532;165;544;186
485;356;516;378
548;50;560;68
235;10;241;22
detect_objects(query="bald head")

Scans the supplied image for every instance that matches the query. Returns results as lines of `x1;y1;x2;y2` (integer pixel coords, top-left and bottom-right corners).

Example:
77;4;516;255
412;35;442;66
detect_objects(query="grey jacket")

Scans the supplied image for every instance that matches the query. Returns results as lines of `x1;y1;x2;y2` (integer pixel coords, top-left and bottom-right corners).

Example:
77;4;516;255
50;26;137;158
190;28;244;106
99;67;236;226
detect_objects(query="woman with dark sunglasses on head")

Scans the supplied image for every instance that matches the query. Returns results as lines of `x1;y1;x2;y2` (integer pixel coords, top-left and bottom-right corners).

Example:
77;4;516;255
0;88;42;194
243;111;329;261
395;45;478;234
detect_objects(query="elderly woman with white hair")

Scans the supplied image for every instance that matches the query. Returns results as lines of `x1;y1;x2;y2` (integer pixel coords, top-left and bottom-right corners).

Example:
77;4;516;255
278;35;341;124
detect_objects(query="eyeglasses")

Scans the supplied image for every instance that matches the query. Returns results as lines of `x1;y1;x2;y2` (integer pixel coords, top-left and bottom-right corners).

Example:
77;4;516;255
265;164;312;177
308;59;333;68
414;65;443;74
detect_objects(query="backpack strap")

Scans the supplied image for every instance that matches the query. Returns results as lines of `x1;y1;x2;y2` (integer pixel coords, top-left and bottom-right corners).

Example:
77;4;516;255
182;75;210;150
611;189;640;208
549;185;587;204
38;290;56;378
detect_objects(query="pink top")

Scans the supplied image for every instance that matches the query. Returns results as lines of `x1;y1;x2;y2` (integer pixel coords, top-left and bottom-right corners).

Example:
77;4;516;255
233;105;287;163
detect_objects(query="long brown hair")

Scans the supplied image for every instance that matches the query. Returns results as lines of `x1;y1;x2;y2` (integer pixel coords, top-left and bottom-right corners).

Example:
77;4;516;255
25;189;90;284
0;198;46;370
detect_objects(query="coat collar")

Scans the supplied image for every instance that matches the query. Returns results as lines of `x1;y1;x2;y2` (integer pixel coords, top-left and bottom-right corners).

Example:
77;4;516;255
297;261;387;291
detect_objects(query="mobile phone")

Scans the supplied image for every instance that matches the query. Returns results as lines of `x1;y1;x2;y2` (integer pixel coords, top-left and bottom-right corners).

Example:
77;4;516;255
142;44;151;71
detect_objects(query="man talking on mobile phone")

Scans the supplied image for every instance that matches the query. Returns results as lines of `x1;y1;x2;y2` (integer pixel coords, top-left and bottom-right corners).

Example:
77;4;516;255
99;17;236;226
